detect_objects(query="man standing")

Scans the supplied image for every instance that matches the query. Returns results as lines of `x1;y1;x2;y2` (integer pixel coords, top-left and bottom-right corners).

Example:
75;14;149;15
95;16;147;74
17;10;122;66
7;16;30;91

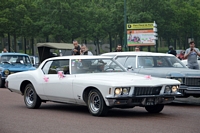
168;46;177;56
184;41;200;69
80;44;93;55
115;45;122;52
71;40;80;55
2;48;8;53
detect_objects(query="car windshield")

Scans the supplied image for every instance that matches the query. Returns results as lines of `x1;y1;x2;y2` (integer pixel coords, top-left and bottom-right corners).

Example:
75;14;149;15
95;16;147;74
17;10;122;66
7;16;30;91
71;58;125;74
0;55;31;65
138;56;185;68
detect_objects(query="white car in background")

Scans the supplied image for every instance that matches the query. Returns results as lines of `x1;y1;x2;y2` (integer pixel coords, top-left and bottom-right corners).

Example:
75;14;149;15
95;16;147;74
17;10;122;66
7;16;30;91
6;56;181;116
181;58;200;68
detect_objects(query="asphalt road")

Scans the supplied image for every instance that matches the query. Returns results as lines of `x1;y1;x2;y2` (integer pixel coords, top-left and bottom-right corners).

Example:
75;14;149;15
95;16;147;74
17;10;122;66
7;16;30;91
1;88;200;133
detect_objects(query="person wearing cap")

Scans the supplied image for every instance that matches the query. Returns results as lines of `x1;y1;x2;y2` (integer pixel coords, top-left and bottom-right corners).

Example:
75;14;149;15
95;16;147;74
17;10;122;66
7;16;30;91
94;60;107;72
184;41;200;69
168;46;177;56
71;40;81;55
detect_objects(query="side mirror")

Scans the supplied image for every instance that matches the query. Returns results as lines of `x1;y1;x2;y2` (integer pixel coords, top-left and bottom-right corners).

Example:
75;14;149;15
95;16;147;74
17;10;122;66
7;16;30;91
127;65;133;71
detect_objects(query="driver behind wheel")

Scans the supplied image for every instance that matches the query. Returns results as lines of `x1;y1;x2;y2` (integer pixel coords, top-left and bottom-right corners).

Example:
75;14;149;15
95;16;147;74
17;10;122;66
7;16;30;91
95;60;107;72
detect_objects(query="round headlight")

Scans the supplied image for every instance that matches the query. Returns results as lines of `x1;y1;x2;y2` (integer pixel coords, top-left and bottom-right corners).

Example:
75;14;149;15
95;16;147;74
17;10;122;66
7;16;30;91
4;69;10;75
122;88;129;95
172;86;177;92
165;86;171;93
115;88;122;95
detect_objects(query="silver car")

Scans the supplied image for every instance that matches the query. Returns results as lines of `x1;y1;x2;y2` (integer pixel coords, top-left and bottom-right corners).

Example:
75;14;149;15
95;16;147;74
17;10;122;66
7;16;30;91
102;52;200;98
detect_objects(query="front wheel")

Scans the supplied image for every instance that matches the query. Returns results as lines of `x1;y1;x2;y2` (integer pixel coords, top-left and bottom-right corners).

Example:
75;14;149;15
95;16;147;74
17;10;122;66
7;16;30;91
145;104;164;113
24;83;41;109
87;89;108;116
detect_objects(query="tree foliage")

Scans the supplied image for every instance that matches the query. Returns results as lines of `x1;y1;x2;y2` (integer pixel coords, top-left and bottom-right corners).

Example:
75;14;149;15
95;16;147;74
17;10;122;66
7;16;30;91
0;0;200;49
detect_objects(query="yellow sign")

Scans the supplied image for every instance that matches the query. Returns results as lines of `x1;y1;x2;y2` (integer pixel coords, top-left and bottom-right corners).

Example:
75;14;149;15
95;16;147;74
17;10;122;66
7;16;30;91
127;23;154;30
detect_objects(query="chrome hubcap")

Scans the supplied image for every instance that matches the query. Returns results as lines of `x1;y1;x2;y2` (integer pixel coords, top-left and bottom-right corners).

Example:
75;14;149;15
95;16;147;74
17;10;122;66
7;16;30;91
89;92;100;113
26;88;34;105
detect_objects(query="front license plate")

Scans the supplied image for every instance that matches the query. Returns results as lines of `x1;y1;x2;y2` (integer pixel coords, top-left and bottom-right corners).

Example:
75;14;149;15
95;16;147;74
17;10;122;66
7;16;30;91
146;98;156;105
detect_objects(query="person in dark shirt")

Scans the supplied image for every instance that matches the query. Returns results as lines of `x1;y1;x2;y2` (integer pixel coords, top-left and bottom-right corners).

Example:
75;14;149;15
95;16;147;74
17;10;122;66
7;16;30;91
115;45;123;52
168;46;177;56
71;40;81;55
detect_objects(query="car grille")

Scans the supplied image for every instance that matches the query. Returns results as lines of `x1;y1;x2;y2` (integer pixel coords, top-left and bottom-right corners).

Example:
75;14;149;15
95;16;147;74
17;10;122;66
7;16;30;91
185;78;200;86
134;87;162;96
132;98;143;103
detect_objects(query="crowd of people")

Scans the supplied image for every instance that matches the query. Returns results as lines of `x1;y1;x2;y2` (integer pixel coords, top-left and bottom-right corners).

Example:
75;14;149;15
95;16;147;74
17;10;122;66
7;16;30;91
71;40;93;56
2;40;199;70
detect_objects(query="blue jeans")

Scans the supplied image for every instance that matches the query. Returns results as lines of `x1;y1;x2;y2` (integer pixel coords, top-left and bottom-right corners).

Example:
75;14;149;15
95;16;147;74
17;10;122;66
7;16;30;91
188;64;199;69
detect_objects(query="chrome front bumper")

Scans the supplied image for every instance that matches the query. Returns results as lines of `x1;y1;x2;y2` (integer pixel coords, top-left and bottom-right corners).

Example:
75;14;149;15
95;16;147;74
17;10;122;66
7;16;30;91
106;92;182;107
179;85;200;95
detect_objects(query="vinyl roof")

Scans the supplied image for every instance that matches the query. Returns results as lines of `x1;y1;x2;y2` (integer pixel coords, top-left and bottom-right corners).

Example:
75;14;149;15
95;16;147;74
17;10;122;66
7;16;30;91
46;55;112;61
102;51;174;56
36;43;74;50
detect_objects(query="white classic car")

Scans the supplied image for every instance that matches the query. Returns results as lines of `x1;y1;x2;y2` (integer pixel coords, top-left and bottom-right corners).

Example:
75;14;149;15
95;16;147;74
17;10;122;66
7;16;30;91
5;56;181;116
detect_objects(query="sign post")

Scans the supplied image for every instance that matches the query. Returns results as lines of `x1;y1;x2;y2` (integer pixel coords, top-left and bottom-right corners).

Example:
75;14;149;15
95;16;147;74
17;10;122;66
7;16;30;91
123;0;127;51
153;21;158;52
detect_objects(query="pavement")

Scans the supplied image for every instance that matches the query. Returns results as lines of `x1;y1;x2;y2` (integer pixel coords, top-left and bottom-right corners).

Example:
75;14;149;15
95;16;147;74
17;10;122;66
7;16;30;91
0;88;200;133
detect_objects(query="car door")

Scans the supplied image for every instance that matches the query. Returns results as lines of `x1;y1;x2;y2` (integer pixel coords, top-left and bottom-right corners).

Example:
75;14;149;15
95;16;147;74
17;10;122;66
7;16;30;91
41;59;76;103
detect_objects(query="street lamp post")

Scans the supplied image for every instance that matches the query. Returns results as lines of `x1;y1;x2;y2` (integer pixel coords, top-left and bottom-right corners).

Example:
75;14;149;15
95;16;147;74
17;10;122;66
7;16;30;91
124;0;127;51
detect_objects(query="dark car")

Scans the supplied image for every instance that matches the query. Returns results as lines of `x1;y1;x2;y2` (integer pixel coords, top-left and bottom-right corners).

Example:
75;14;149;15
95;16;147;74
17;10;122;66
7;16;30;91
0;53;36;87
102;52;200;98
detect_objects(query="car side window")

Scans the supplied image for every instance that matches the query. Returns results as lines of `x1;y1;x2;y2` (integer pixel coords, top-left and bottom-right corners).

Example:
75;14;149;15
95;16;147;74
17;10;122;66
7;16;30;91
124;56;136;68
115;56;127;66
42;61;53;74
42;59;70;75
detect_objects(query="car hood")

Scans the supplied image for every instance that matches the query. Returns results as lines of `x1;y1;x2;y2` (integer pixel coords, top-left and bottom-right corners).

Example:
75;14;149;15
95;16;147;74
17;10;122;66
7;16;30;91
0;64;36;71
138;67;200;77
75;72;180;86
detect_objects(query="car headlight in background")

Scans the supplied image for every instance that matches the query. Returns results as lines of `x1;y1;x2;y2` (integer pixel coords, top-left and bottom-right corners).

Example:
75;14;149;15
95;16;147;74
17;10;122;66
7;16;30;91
114;87;130;96
4;69;10;75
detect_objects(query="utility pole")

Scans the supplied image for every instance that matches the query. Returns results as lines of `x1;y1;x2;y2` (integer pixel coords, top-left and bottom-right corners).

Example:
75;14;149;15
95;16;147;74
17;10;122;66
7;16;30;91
123;0;127;51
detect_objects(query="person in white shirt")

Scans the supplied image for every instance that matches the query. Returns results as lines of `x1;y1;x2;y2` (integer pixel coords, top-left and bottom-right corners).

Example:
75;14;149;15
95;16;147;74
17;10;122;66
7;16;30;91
80;44;93;55
2;48;8;53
